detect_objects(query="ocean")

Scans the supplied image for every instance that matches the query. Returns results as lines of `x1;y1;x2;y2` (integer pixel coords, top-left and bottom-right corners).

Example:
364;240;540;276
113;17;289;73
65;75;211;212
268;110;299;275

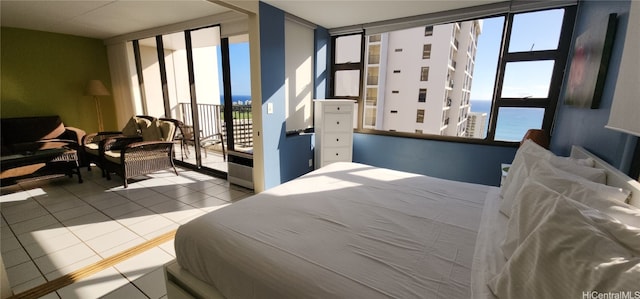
470;100;544;142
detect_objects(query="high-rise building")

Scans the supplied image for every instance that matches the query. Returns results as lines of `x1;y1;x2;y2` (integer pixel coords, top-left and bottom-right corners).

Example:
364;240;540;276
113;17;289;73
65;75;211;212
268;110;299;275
465;112;488;138
363;20;482;137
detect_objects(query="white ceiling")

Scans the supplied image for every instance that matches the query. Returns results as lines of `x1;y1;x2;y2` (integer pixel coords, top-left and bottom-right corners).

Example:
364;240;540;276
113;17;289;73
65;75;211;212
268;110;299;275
1;0;501;40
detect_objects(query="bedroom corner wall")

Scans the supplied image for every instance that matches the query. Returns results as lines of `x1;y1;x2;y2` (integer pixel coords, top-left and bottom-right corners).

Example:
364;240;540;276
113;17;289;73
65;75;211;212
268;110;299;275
550;0;638;173
1;27;115;132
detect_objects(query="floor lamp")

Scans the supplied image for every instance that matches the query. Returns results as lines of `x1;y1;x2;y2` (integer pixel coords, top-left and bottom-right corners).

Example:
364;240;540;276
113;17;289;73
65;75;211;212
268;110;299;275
85;80;110;131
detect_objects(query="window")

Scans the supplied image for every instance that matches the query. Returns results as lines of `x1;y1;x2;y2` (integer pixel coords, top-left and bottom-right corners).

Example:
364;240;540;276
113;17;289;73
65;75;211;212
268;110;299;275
425;26;433;36
417;109;425;123
422;44;432;59
330;5;576;143
418;88;427;102
420;67;429;81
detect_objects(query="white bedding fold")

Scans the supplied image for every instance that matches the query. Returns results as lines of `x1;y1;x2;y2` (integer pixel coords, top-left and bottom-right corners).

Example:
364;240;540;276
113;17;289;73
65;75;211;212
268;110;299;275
175;162;498;299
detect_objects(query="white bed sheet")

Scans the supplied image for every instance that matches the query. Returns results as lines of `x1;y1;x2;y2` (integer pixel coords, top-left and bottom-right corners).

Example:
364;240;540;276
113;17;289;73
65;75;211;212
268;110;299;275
470;188;506;299
175;162;499;299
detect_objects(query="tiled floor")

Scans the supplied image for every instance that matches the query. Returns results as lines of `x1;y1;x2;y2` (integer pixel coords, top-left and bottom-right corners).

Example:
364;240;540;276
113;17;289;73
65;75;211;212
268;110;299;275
1;167;252;298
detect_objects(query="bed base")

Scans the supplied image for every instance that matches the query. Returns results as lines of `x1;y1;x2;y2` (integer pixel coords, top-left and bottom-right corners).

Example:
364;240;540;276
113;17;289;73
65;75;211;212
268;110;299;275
164;260;224;299
164;146;640;299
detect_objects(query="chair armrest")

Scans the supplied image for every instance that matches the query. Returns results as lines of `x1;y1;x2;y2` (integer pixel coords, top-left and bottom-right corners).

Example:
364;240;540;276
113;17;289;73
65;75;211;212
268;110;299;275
104;136;142;152
62;126;87;145
82;131;123;146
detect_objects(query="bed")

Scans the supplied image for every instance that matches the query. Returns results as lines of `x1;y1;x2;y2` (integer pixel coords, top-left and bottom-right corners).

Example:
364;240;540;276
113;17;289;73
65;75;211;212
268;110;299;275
165;143;640;299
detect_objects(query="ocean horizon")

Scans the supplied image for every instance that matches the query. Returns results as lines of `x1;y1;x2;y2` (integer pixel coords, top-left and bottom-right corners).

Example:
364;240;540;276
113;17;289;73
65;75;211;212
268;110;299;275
470;99;543;142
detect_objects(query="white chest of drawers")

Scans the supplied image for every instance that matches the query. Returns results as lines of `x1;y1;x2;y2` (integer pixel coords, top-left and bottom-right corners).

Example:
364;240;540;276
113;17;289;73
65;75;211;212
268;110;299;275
314;100;355;169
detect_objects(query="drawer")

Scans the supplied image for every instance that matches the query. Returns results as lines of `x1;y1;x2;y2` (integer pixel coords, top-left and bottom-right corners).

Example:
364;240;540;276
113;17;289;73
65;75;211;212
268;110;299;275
324;133;351;147
323;113;352;132
323;147;352;162
323;103;353;113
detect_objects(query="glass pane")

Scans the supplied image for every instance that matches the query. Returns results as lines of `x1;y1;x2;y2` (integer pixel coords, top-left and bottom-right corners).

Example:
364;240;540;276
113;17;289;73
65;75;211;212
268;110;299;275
162;32;188;121
501;60;554;98
495;107;544;142
335;34;361;63
334;70;360;96
138;36;165;117
509;9;564;52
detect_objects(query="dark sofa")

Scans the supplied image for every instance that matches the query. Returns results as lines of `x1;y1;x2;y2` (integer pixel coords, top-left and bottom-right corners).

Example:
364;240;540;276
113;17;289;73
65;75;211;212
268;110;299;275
1;116;86;184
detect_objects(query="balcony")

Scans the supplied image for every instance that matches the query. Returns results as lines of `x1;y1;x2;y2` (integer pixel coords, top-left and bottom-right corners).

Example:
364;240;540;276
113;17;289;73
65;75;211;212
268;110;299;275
175;102;253;171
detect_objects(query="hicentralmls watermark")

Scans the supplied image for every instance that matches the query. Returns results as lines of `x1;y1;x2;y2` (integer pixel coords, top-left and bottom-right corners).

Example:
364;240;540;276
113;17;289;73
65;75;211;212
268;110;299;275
582;291;640;299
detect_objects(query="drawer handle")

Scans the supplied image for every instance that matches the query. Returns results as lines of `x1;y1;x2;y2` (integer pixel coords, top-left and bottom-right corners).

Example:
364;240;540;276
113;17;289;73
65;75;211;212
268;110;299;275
336;138;340;142
335;153;339;156
336;121;340;125
337;107;341;111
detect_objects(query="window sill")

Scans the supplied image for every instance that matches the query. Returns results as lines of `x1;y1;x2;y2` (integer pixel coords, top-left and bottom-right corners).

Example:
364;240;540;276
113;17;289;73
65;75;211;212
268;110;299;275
354;128;519;147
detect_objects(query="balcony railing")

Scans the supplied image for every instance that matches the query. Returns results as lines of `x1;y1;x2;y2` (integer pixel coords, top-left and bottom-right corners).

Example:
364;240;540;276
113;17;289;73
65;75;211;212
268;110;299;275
178;102;253;149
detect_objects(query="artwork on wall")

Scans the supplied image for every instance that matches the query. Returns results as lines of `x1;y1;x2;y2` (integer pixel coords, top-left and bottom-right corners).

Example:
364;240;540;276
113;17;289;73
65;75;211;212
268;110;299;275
563;13;617;109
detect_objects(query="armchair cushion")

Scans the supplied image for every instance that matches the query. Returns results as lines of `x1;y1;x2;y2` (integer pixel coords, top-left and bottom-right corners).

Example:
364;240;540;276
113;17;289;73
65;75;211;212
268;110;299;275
158;120;176;141
141;120;163;141
121;117;140;137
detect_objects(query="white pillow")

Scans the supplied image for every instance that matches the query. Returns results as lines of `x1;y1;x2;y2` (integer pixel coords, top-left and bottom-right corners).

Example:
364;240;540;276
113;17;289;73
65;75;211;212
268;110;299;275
501;180;562;259
501;171;640;259
489;195;640;298
500;139;595;198
499;149;606;217
500;159;630;218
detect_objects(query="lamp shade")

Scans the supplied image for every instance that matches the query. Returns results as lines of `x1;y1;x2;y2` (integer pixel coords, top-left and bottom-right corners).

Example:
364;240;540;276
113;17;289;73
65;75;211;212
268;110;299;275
85;80;110;96
605;0;640;137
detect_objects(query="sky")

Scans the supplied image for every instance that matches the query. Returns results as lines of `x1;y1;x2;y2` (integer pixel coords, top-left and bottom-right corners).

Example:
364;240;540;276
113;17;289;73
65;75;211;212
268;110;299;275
226;8;566;99
470;9;565;101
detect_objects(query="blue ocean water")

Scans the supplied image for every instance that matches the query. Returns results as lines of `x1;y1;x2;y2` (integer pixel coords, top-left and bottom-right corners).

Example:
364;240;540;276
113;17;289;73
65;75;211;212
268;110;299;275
470;100;544;142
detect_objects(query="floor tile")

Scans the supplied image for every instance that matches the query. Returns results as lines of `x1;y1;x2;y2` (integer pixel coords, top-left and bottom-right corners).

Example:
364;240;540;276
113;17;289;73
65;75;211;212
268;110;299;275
11;275;47;295
114;248;173;282
23;230;83;259
51;204;99;223
84;228;140;254
10;214;61;235
131;267;167;299
127;215;174;237
56;267;128;299
34;243;97;275
43;255;102;281
6;261;42;287
70;219;125;242
100;282;148;299
1;166;245;298
1;247;31;268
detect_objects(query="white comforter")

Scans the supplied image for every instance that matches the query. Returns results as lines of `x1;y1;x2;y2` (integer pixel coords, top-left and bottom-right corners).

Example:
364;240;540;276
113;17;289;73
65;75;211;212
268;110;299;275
175;162;498;299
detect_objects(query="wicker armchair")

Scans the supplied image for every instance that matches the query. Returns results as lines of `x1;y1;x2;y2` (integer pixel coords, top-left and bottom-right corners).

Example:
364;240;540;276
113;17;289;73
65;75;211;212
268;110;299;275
101;118;180;188
82;115;156;176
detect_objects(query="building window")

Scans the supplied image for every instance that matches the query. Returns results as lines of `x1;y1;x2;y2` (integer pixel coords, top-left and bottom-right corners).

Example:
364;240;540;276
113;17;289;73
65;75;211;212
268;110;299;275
420;67;429;81
416;109;425;123
331;6;576;143
422;44;432;59
425;26;433;36
369;34;381;42
418;88;427;102
416;129;423;134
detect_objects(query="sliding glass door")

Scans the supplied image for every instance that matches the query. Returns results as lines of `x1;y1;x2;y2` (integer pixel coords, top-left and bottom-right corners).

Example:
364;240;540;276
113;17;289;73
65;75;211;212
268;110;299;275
130;26;230;174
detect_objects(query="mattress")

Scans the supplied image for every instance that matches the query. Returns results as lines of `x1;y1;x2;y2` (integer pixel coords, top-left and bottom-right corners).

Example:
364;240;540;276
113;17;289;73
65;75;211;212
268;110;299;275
175;162;499;298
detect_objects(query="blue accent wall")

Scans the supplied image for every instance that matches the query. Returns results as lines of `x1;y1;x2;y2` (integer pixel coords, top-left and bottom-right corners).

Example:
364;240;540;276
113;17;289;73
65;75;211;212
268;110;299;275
551;0;638;172
259;2;328;189
353;134;517;186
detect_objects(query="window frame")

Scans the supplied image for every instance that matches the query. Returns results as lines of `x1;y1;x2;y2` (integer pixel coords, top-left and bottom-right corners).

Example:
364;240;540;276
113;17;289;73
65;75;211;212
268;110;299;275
328;5;577;147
